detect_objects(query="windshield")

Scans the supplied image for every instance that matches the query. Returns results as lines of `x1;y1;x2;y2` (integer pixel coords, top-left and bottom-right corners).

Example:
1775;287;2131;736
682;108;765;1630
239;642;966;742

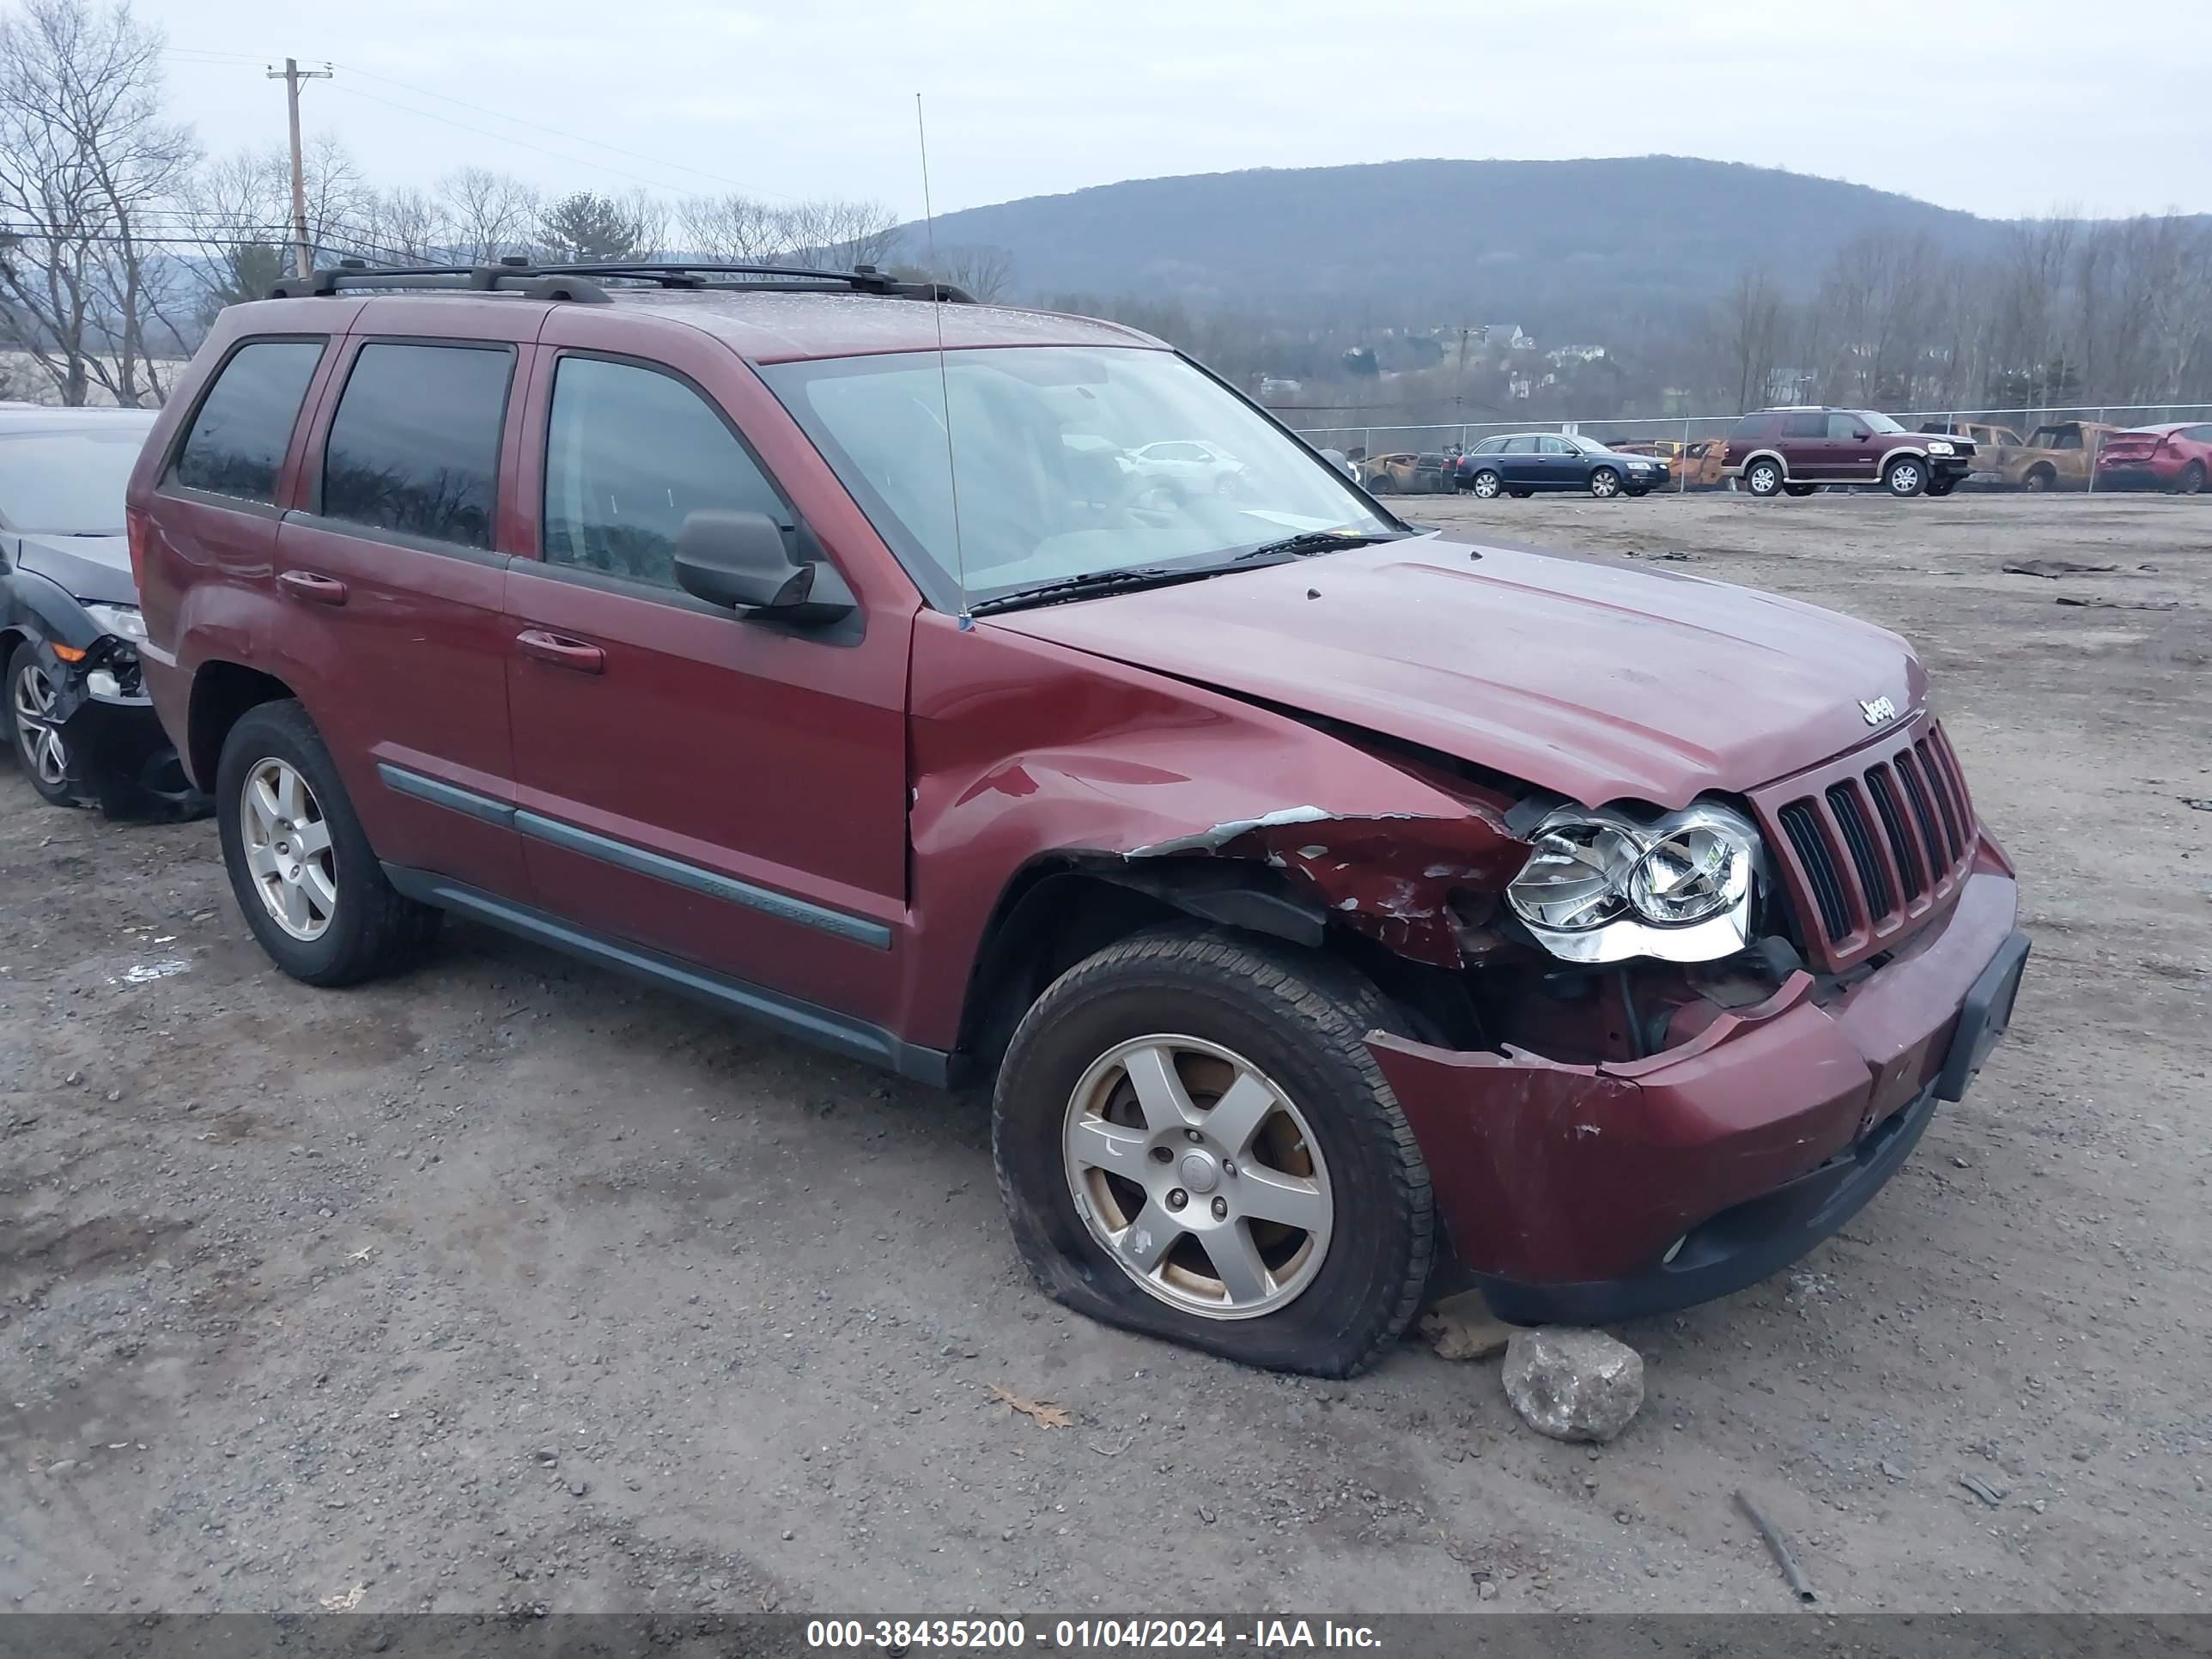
1861;410;1907;434
0;425;154;534
762;346;1396;610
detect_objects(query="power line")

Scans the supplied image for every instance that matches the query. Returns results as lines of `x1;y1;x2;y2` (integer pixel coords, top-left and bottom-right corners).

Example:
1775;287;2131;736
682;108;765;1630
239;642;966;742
331;62;800;202
319;81;721;202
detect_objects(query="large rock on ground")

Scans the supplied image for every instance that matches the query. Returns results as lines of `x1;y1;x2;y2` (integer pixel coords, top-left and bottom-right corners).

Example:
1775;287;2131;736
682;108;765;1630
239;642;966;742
1501;1328;1644;1443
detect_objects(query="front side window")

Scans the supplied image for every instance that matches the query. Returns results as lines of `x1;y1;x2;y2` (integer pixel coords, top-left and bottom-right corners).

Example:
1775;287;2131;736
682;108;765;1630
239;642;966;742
541;356;788;590
1826;413;1866;440
322;343;513;549
172;339;325;505
762;346;1394;611
1538;436;1575;455
1502;436;1539;453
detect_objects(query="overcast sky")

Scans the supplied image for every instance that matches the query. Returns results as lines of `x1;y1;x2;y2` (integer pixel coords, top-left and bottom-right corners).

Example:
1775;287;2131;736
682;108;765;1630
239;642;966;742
159;0;2210;222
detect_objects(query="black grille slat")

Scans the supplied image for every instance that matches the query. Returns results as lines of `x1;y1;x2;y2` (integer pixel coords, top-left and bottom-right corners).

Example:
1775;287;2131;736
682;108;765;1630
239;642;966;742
1915;738;1965;860
1779;800;1851;942
1866;766;1925;901
1826;782;1894;921
1894;751;1949;874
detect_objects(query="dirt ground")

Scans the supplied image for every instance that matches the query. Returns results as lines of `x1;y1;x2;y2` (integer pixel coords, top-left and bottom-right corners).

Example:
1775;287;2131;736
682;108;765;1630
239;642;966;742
3;491;2207;1616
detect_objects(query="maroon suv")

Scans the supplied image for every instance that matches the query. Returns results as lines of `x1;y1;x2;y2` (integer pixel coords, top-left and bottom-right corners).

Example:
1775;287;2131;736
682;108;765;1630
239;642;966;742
1725;407;1975;498
125;264;2028;1376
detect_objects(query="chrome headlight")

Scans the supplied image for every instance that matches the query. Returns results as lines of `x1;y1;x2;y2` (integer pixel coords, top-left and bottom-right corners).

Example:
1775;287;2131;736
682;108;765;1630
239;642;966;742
1507;803;1762;963
1925;440;1955;456
82;602;147;642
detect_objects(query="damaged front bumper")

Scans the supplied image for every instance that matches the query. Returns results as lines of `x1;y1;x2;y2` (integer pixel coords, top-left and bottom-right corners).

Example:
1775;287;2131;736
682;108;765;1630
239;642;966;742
1369;859;2027;1325
39;641;208;820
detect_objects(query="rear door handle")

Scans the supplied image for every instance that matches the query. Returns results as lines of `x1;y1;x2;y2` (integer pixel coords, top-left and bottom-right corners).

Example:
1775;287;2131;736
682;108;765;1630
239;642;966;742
276;569;348;606
515;629;605;674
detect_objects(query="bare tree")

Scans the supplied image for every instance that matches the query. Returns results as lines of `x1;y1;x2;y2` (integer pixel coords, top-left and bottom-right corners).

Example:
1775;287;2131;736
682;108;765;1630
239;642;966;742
359;183;449;263
181;137;376;317
781;198;901;268
931;244;1014;303
0;0;195;404
679;192;790;262
440;167;538;264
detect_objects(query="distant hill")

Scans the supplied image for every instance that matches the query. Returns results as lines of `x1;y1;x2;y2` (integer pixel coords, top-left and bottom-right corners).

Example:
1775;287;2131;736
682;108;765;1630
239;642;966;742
915;156;2015;330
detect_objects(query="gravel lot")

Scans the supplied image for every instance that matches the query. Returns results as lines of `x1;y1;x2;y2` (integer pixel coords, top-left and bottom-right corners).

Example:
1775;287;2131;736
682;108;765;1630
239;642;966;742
3;491;2207;1615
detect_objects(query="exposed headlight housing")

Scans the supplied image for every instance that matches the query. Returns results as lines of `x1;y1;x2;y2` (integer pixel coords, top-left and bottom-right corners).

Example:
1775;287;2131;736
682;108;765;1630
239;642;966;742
1506;802;1763;963
1925;440;1955;456
82;602;147;642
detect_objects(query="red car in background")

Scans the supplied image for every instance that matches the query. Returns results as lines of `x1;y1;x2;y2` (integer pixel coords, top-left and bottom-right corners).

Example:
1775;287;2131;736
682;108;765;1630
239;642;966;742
2094;422;2211;494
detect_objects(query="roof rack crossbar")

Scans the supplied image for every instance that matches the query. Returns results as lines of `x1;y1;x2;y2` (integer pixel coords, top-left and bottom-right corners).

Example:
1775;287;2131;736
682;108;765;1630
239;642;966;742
267;261;972;306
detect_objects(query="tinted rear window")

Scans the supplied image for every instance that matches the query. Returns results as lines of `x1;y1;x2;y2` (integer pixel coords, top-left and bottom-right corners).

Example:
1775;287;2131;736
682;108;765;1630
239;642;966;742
321;343;514;549
172;339;325;504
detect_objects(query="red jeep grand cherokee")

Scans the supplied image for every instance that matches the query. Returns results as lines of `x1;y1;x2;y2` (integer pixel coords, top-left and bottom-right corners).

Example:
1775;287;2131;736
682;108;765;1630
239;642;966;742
125;264;2028;1376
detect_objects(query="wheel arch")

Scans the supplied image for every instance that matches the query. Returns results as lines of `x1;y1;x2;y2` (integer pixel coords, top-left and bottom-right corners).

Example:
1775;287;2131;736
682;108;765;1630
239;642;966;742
186;659;297;793
1738;448;1788;477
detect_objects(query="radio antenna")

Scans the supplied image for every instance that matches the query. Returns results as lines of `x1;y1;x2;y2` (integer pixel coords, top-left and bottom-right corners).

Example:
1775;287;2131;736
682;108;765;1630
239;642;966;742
915;93;970;628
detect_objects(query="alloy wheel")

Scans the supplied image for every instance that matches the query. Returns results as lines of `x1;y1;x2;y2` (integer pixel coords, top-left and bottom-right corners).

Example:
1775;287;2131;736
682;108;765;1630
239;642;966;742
1589;469;1620;498
240;757;337;941
1748;462;1781;495
1471;471;1502;499
1888;461;1923;495
10;663;68;788
1063;1034;1334;1320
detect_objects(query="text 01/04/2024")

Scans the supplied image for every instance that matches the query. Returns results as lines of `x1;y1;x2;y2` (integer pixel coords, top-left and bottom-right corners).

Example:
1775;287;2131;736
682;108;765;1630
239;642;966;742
805;1621;1385;1651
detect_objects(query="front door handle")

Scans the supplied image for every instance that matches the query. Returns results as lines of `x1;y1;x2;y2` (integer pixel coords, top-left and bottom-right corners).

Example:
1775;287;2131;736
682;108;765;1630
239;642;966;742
276;569;348;606
515;629;605;674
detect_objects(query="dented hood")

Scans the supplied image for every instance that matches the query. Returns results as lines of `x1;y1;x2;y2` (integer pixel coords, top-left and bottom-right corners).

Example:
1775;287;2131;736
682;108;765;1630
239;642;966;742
983;537;1924;807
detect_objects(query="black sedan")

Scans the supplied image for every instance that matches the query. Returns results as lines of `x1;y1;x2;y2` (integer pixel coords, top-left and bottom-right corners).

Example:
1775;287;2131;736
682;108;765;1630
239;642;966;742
1454;432;1670;499
1;405;204;817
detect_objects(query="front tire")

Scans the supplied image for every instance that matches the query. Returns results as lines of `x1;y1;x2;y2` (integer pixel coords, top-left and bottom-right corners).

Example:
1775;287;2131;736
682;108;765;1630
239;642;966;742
1884;456;1928;497
1364;471;1395;495
993;927;1432;1376
1468;469;1503;500
1588;467;1621;499
216;700;441;988
1744;459;1784;497
8;641;87;808
1926;473;1959;497
2022;465;2055;493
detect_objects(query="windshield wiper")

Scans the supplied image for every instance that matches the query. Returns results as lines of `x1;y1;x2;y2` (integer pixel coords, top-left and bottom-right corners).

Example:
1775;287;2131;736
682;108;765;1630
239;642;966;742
968;564;1224;616
1229;529;1407;562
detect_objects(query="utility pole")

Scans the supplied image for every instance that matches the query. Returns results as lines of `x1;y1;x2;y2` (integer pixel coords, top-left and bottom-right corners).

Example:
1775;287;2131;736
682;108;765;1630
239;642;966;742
267;58;332;279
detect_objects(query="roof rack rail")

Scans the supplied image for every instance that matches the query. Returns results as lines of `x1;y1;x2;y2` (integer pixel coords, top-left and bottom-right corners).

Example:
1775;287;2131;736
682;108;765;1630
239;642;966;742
267;259;974;305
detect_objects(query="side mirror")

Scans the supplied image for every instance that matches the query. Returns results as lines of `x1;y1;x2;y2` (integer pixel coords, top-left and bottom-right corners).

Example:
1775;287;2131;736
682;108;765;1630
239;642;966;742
675;510;811;611
1319;447;1357;480
1852;430;1872;442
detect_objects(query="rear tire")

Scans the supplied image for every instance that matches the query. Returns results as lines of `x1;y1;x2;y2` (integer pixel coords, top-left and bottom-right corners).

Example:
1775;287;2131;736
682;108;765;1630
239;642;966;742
1884;456;1928;497
2022;465;2055;493
1782;482;1820;498
993;926;1432;1377
2175;459;2205;495
1468;469;1502;500
1364;471;1395;495
1744;459;1784;497
216;699;441;988
7;641;88;809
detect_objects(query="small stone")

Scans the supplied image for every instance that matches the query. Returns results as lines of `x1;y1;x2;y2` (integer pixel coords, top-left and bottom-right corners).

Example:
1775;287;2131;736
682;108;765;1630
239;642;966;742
64;1071;82;1086
1951;1156;1970;1169
105;1090;121;1103
1502;1328;1644;1443
781;1529;795;1541
1881;1460;1908;1482
1475;1580;1498;1601
533;1449;558;1466
1614;1510;1632;1525
1583;1475;1600;1491
1196;1506;1216;1524
568;1479;587;1497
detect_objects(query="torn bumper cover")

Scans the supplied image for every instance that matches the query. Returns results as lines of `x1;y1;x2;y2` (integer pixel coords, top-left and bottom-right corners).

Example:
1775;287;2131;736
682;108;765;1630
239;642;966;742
43;644;208;821
1370;865;2027;1325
